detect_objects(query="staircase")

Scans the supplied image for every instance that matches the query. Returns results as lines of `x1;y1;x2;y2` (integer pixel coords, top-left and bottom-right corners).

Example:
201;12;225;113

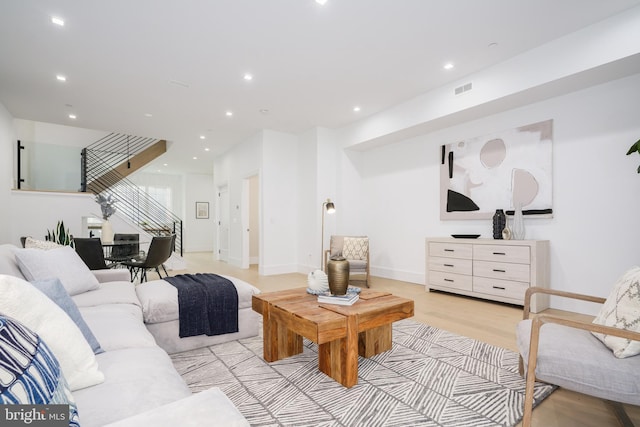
81;133;183;256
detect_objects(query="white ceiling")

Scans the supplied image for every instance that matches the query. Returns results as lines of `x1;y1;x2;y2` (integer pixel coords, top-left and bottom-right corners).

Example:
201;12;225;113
1;0;639;174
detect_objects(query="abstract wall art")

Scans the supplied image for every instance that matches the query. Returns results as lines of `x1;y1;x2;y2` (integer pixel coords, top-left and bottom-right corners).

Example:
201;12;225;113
440;119;553;220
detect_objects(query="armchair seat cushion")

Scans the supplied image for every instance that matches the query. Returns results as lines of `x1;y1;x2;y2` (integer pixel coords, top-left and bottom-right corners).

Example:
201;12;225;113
517;319;640;405
347;259;367;271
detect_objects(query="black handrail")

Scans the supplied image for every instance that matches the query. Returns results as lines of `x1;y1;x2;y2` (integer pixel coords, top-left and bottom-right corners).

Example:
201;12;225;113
80;134;183;256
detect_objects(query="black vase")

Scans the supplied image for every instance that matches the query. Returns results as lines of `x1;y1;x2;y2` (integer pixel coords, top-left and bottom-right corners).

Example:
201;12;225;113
492;209;506;239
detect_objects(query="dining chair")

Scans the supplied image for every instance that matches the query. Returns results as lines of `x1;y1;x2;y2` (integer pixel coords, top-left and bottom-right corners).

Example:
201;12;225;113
121;235;174;283
105;233;140;263
73;237;110;270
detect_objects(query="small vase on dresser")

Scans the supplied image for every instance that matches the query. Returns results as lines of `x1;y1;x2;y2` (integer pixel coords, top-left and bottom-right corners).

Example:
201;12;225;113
492;209;506;239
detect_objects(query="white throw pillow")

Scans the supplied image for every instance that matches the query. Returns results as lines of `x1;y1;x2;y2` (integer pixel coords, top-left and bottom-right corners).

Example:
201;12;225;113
592;266;640;358
24;236;62;250
14;245;100;296
0;274;105;390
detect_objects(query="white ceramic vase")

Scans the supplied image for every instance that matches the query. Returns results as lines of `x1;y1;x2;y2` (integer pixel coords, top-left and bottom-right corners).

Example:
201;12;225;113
101;219;114;243
512;203;525;240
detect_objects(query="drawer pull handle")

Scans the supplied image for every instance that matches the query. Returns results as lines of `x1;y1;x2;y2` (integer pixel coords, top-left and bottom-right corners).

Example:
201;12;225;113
492;252;506;255
444;249;454;252
492;286;506;290
444;278;454;282
444;264;454;267
492;269;506;273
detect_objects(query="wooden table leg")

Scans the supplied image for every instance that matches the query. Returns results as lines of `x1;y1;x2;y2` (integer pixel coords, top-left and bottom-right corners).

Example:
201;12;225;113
262;302;302;362
358;323;392;358
318;315;359;388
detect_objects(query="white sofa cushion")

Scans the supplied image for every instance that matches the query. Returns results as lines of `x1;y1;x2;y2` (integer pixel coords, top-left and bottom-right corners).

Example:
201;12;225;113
79;304;157;351
104;387;249;427
73;347;192;427
0;274;104;391
136;275;260;324
0;244;25;279
14;246;100;296
30;277;104;354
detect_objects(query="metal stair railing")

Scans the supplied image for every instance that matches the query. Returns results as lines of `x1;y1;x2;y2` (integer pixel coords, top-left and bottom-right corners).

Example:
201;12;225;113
81;135;183;256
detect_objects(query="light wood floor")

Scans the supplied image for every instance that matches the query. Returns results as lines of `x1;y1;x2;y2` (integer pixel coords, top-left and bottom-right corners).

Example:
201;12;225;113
169;252;640;427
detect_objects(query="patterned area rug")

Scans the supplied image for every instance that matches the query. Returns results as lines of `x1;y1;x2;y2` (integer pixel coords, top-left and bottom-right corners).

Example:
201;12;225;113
171;319;555;426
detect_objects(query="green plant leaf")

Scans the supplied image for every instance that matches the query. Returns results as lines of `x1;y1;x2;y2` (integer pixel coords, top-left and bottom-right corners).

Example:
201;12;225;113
627;139;640;155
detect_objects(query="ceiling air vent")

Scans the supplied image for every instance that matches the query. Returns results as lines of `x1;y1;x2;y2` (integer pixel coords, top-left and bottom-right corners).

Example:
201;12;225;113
454;82;473;95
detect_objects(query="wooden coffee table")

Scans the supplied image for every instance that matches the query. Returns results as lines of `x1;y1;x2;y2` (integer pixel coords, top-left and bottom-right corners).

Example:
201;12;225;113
252;288;414;388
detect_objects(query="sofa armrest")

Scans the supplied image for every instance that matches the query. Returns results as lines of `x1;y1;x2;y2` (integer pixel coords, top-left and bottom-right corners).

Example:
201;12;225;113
92;269;130;283
103;388;249;427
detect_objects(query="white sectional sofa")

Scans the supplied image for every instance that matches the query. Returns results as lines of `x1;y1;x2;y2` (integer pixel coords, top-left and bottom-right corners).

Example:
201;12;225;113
0;243;251;427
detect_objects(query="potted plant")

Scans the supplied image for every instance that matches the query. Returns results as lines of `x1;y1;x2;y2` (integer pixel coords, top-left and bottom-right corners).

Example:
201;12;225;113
626;138;640;173
46;220;73;247
95;194;117;243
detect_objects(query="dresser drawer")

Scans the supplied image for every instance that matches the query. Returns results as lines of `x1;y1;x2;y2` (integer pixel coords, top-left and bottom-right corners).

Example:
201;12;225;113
429;257;472;275
429;242;472;259
428;271;472;292
473;244;530;264
473;276;528;302
473;260;530;283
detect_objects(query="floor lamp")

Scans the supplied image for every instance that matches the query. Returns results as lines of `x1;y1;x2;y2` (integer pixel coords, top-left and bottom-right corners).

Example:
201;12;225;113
320;198;335;271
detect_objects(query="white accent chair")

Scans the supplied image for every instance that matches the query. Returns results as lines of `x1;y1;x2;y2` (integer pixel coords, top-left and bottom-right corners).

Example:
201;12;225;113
516;287;640;427
324;236;370;288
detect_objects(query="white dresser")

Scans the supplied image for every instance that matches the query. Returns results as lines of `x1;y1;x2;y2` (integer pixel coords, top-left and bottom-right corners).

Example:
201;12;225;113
425;238;550;312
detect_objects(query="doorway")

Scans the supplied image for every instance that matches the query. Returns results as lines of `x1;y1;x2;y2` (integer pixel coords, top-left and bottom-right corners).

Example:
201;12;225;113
217;185;229;262
241;175;259;269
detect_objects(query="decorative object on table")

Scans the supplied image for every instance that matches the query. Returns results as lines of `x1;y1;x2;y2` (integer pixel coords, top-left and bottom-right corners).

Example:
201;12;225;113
502;225;512;240
440;119;553;220
195;201;209;219
626;137;640;173
492;209;506;239
320;198;336;271
307;285;361;296
512;203;526;240
46;220;73;247
307;269;329;293
317;291;359;306
327;255;349;295
95;194;117;243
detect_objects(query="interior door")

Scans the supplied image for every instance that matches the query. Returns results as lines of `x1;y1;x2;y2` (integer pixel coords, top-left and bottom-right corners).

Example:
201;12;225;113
217;186;229;262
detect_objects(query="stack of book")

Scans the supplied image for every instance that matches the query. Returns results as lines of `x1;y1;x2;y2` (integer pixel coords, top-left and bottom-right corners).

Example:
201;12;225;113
317;292;359;306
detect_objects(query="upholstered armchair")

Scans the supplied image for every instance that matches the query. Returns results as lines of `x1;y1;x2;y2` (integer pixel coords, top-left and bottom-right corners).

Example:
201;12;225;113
324;236;370;288
517;285;640;427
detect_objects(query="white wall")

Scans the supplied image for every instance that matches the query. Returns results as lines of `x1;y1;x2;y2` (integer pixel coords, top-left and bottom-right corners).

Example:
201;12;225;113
0;103;16;244
349;73;640;313
213;133;261;267
184;173;215;252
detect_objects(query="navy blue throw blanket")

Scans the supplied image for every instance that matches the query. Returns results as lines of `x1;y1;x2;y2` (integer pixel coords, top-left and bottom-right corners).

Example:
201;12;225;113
163;273;239;338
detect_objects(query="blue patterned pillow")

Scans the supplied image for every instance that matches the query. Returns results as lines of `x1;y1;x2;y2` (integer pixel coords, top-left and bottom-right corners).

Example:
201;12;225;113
0;315;80;427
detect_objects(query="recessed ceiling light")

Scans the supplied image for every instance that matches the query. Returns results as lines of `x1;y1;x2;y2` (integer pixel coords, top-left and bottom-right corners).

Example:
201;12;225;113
444;63;454;70
243;73;253;81
226;111;233;117
51;16;65;26
163;163;168;166
192;156;198;160
56;75;66;82
68;114;76;119
204;148;210;152
200;135;206;139
144;113;153;117
316;0;328;5
353;106;361;112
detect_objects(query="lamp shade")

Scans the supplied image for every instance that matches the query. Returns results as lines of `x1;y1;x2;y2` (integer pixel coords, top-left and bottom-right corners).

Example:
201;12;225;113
325;200;335;213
